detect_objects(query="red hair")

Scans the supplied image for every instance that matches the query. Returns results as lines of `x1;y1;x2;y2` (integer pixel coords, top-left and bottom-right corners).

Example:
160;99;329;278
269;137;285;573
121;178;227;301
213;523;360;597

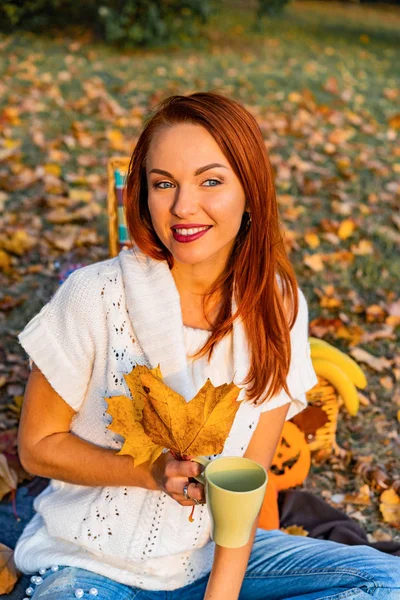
124;91;299;405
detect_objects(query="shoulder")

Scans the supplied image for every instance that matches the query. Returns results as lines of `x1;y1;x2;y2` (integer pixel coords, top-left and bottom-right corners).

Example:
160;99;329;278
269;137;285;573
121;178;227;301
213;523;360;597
60;255;122;295
36;256;123;326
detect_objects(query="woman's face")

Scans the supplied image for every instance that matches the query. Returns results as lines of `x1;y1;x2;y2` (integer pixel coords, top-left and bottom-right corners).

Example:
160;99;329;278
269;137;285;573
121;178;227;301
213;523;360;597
146;123;246;271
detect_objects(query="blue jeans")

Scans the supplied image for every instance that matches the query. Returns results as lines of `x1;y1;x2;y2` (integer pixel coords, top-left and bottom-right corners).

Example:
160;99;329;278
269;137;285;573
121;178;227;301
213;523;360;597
29;529;400;600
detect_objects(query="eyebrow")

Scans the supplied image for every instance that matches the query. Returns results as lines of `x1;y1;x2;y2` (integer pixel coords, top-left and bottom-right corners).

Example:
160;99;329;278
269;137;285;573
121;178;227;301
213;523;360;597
149;163;229;178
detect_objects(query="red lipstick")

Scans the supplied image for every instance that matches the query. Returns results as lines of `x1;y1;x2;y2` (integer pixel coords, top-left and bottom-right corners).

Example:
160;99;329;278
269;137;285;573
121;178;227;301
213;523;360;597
171;225;212;244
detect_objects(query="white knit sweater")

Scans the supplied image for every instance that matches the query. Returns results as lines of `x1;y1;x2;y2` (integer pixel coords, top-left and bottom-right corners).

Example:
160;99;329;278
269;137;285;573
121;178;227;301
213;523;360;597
14;246;317;591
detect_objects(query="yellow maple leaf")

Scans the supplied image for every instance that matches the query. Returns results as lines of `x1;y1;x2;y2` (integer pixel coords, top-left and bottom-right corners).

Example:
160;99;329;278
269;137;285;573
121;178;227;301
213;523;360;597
105;365;242;467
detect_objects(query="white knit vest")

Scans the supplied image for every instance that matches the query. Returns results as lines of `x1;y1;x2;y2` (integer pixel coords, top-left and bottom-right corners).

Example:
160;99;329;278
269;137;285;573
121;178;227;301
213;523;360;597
14;246;317;590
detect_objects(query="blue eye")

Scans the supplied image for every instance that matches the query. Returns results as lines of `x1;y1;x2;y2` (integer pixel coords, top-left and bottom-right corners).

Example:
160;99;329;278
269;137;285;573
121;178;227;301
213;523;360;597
154;181;173;189
203;179;221;187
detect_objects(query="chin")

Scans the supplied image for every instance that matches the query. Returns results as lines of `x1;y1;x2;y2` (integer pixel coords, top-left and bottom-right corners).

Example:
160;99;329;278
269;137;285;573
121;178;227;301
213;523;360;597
169;246;216;265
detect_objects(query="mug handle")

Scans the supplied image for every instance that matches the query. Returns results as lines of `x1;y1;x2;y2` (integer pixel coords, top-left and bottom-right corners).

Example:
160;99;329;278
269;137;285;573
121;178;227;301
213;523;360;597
190;456;210;485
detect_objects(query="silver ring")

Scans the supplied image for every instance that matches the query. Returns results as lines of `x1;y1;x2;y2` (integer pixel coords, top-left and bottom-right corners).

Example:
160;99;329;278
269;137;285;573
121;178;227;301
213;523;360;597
192;498;199;505
183;483;190;500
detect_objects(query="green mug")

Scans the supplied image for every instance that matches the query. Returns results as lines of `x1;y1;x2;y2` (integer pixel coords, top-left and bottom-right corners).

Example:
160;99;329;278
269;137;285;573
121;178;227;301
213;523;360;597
192;456;268;548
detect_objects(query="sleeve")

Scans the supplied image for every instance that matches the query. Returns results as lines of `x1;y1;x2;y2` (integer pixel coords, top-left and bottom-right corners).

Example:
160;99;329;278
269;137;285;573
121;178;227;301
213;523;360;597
17;268;97;412
259;288;318;420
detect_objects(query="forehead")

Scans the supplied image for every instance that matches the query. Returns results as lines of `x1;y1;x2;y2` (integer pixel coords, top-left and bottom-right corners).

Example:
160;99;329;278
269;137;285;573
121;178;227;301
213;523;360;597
146;123;226;170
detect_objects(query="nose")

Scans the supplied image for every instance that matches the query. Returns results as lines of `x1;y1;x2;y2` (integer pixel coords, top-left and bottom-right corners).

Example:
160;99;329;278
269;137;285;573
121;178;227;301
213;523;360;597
171;184;198;219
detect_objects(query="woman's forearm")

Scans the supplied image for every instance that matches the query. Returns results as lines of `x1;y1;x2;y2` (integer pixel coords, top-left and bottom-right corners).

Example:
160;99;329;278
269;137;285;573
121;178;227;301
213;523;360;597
203;516;259;600
20;431;159;490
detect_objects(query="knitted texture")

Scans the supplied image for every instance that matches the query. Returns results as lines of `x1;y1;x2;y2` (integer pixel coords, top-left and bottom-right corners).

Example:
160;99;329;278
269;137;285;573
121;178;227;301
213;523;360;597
15;247;317;591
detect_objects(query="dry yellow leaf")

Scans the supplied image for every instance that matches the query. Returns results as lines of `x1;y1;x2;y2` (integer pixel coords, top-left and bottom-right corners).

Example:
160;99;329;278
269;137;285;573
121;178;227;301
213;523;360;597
337;219;355;240
304;253;324;272
44;164;62;177
0;454;17;502
386;316;400;327
351;240;374;256
0;251;11;272
288;92;302;103
319;296;342;309
0;544;19;595
106;365;242;467
280;525;309;536
69;189;93;203
304;232;320;249
379;488;400;527
0;230;37;256
107;129;126;151
388;114;400;130
344;484;371;506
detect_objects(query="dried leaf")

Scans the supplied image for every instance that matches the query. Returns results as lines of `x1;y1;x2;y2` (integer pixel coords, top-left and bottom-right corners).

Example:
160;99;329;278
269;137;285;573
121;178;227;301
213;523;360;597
0;454;17;501
351;240;374;255
0;230;37;256
139;370;242;457
379;488;400;527
355;458;391;491
304;253;324;272
304;232;320;249
388;114;400;129
0;544;19;594
106;365;242;467
344;484;371;505
107;129;127;151
349;348;392;373
280;525;309;536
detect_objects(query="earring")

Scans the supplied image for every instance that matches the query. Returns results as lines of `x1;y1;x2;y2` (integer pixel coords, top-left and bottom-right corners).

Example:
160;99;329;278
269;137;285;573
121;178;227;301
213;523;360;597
245;211;252;230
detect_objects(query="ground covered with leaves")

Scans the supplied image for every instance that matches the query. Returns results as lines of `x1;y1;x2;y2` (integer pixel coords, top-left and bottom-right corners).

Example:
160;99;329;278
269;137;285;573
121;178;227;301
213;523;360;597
0;0;399;550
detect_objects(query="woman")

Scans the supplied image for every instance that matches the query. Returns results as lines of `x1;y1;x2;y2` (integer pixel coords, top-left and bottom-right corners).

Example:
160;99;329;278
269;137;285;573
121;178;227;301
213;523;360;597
15;92;399;600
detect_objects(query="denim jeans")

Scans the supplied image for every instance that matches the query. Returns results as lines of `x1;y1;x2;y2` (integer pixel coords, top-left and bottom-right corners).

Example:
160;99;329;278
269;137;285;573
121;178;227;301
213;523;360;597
28;529;400;600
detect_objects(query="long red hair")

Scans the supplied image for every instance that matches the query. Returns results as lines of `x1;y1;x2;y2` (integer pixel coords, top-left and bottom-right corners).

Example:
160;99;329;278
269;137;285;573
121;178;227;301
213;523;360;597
124;91;299;405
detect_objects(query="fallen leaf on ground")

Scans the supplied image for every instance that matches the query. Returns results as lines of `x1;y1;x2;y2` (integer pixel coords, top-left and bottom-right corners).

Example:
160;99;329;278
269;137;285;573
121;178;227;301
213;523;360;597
379;488;400;527
280;525;309;536
0;544;19;594
304;253;325;272
337;219;356;240
0;454;17;501
368;529;393;542
344;484;371;505
349;348;392;372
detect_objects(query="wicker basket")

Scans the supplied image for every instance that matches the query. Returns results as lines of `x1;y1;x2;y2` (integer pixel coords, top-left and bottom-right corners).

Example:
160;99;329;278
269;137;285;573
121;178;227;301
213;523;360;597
294;376;339;453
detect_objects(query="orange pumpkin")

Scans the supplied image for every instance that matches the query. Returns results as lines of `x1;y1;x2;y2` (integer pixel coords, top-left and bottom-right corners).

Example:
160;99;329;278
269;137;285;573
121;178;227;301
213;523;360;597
268;421;311;491
258;477;279;530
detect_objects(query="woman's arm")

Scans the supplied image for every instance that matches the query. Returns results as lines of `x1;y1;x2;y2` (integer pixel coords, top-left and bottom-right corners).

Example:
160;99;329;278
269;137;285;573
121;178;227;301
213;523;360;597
203;401;290;600
18;364;202;496
18;363;159;488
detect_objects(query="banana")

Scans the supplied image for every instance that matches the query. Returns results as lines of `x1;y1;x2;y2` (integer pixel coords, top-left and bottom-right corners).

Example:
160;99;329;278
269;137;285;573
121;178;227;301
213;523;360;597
311;358;360;416
309;337;367;390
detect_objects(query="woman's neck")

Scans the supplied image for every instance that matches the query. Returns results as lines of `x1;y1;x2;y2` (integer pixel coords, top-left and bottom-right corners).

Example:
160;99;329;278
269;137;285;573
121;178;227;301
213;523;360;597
171;262;224;330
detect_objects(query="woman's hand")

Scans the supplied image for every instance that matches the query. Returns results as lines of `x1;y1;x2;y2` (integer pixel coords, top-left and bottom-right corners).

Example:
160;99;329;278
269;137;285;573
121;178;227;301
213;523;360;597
151;451;205;506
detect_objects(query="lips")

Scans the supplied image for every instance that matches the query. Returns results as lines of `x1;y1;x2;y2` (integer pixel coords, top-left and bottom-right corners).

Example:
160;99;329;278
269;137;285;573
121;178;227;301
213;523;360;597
171;225;212;244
